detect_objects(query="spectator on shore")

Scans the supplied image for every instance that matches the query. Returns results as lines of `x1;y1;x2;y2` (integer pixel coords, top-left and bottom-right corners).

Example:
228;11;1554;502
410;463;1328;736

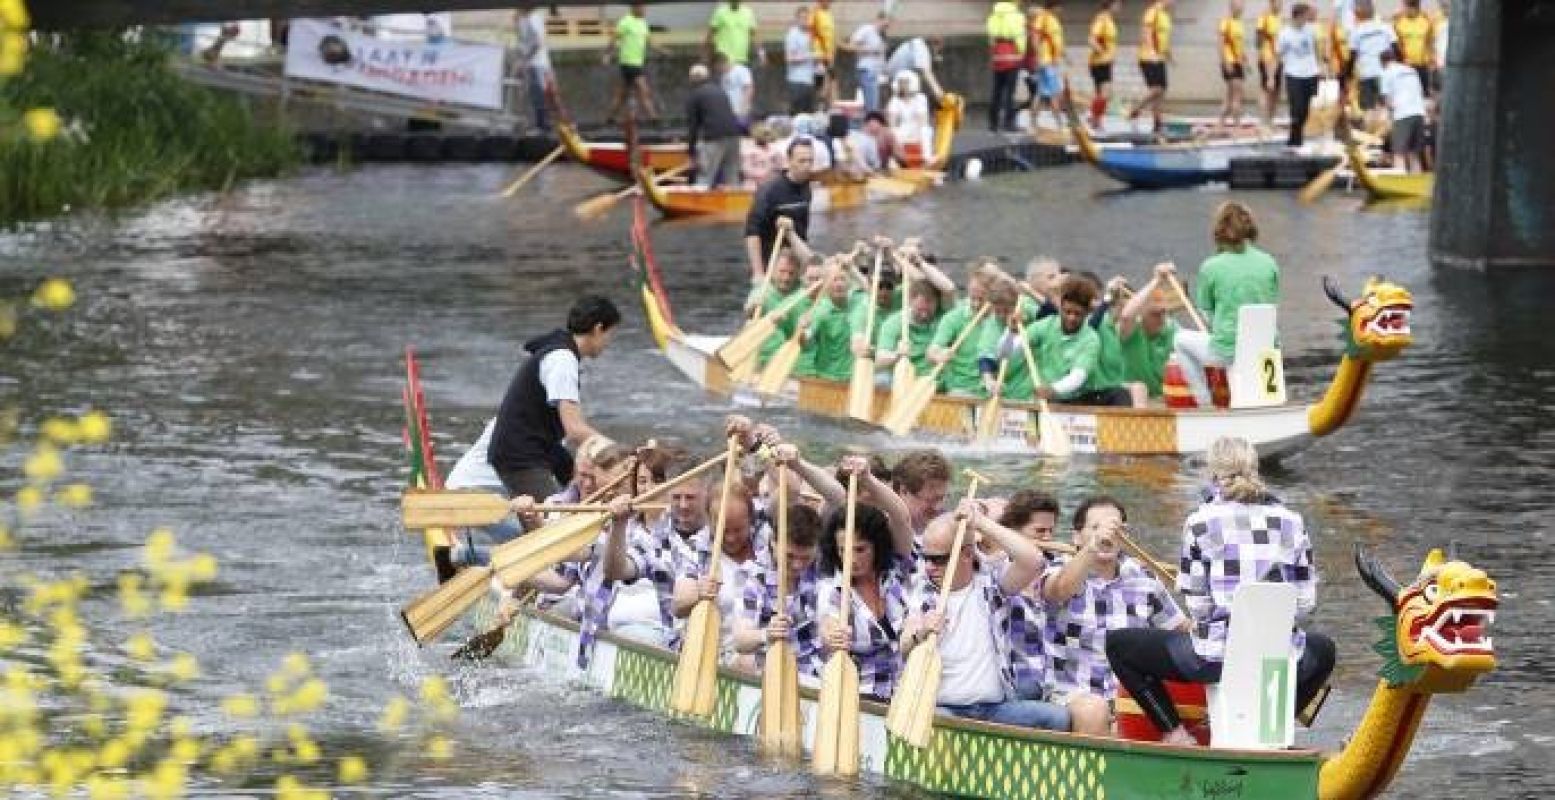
512;5;553;133
1277;2;1322;148
844;13;890;114
1218;0;1249;129
1026;0;1068;132
707;0;766;68
810;0;838;107
1255;0;1283;127
785;7;818;114
605;3;665;125
1379;46;1426;172
1087;0;1120;129
1346;0;1397;129
722;48;756;127
688;61;745;188
986;0;1027;132
1127;0;1175;134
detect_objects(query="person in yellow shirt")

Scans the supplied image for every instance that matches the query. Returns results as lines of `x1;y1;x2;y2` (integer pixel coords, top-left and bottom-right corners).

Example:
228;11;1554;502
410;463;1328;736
1218;0;1248;128
1026;0;1068;132
1087;0;1120;129
986;0;1028;132
1255;0;1283;125
1393;0;1434;95
810;0;837;106
1127;0;1175;133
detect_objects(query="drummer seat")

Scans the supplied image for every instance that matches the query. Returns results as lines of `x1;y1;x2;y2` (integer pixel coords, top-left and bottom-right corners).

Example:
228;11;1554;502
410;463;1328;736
1227;304;1287;409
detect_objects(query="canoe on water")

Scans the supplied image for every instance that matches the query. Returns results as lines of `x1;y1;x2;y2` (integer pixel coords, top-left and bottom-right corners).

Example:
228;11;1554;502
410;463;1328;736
1345;143;1434;202
399;336;1501;800
554;120;689;179
1069;118;1291;190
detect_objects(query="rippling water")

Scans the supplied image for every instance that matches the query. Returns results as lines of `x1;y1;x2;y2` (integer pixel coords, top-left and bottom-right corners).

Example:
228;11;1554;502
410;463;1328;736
3;161;1552;797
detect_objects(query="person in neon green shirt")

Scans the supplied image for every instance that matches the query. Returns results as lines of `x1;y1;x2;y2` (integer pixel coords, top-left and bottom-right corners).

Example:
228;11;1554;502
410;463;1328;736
1026;277;1132;406
974;278;1038;401
706;0;765;67
928;263;1000;397
799;268;863;382
849;265;898;366
748;249;809;366
1172;202;1279;406
607;4;665;123
1075;272;1139;406
1116;262;1182;400
876;279;947;378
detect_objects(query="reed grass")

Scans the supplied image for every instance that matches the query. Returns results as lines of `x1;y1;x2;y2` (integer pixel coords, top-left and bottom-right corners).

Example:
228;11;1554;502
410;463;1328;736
0;32;298;224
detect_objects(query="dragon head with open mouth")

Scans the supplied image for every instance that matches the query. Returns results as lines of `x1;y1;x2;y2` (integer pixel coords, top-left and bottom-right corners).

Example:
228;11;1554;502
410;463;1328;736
1325;276;1414;363
1355;544;1498;693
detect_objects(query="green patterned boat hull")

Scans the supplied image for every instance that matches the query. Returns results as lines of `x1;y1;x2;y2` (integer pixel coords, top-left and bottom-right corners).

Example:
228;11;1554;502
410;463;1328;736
472;601;1321;800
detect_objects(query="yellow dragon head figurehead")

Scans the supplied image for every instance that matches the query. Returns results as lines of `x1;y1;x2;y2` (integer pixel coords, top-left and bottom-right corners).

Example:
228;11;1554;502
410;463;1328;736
1324;276;1414;363
1355;544;1498;693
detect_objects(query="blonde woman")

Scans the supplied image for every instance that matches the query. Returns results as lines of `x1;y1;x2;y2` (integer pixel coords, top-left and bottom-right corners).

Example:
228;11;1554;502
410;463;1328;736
1104;437;1334;745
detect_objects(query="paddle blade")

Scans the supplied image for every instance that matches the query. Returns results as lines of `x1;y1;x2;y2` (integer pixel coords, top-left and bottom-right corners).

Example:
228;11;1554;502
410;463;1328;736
716;317;777;373
450;623;507;661
887;642;942;749
574;189;629;221
399;566;491;646
402;490;510;529
974;394;1003;444
489;512;609;589
847;358;876;422
729;349;758;384
890;358;916;397
670;601;722;717
755;336;802;396
1037;404;1073;458
881;375;937;436
812;653;861;776
758;642;802;757
866;175;920;198
1298;166;1340;204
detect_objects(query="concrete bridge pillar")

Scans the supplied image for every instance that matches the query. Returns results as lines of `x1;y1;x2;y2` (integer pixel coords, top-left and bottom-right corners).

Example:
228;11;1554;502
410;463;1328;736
1430;0;1555;271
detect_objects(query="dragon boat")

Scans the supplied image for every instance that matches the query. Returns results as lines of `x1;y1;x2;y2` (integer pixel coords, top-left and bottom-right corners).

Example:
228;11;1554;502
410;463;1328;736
1344;143;1434;202
1069;117;1289;190
554;120;689;180
398;363;1500;800
635;94;964;219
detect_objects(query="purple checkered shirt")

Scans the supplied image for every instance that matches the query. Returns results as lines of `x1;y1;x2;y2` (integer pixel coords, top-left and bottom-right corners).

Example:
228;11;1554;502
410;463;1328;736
740;562;820;670
1179;495;1315;662
1039;556;1186;698
798;554;915;700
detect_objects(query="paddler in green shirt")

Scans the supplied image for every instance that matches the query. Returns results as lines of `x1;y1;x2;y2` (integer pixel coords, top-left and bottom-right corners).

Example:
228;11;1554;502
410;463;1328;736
1025;277;1132;406
876;279;947;378
848;262;899;368
1077;272;1144;407
798;266;863;382
1173;201;1280;407
975;278;1037;401
1116;262;1182;401
748;249;808;367
928;262;1001;396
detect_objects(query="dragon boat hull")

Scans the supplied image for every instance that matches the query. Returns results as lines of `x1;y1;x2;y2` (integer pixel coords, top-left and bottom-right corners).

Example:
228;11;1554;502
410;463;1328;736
556;122;689;179
1085;141;1288;189
639;172;899;219
664;331;1317;459
473;598;1324;799
1346;144;1433;201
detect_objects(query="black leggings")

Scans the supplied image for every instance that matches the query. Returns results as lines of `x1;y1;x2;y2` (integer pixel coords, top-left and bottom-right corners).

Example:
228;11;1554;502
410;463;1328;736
1285;75;1319;147
1106;627;1336;734
990;69;1020;130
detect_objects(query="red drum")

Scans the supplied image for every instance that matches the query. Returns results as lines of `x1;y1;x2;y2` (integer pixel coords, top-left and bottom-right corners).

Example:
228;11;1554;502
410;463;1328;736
1116;681;1212;745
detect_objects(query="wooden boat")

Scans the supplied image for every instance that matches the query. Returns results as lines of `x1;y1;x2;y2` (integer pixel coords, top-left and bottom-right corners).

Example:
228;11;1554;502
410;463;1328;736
636;94;964;219
1070;117;1289;189
555;120;689;179
1345;143;1433;202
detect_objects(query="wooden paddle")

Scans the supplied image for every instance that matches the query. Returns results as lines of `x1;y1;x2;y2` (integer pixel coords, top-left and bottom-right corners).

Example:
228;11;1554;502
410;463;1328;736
886;469;989;748
754;258;846;396
669;436;742;718
399;451;726;646
402;491;663;529
880;305;989;436
812;473;861;777
889;261;917;397
846;252;886;422
1014;318;1072;458
731;243;786;385
1165;272;1208;332
573;163;690;220
500;145;564;198
865;174;921;198
757;467;801;757
1116;525;1179;584
974;359;1009;445
717;279;825;375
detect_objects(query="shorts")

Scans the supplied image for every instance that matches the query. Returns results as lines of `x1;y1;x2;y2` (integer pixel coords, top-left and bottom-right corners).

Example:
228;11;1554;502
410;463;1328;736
1090;62;1113;86
619;64;644;84
1258;61;1283;92
1066;386;1133;407
1221;62;1245;82
1390;114;1424;155
1140;60;1168;89
1035;65;1063;99
1357;77;1381;110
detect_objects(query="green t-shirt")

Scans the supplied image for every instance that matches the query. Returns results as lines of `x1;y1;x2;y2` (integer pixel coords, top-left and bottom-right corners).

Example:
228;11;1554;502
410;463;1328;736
847;295;893;344
709;3;758;64
802;292;863;381
930;301;997;396
616;15;650;67
754;284;808;365
875;309;942;375
1120;318;1178;397
1090;311;1128;390
974;322;1034;401
1196;244;1280;360
1026;314;1102;399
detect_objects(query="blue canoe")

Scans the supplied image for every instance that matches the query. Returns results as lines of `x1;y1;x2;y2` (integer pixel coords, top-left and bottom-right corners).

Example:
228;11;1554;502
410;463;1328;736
1069;119;1285;189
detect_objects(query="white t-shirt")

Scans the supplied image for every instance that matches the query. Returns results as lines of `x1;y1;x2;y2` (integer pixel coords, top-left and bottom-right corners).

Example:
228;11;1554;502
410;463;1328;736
1349;19;1397;80
1276;25;1321;79
886;38;932;77
607;578;665;634
517;9;551;72
722;63;754;119
785;25;815;83
934;578;1007;706
1333;0;1356;32
849;23;887;72
887;93;932;145
1380;61;1426;120
538;349;581;406
445;418;504;490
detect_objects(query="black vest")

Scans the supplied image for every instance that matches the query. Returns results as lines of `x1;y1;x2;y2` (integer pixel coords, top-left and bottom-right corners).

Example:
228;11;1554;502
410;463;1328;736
488;329;578;484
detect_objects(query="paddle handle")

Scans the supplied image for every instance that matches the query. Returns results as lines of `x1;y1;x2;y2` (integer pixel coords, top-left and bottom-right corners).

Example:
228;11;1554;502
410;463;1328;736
896;263;912;352
705;436;743;584
1166;273;1208;333
749;240;785;322
532;503;667;513
501;145;565;198
630;449;726;505
860;250;884;342
776;466;791;604
1118;526;1179;585
934;477;983;611
838;473;859;627
1014;317;1056;414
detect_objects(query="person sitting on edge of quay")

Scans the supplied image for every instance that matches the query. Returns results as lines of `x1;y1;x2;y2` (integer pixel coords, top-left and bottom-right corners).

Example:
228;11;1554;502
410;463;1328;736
1127;0;1175;133
1106;437;1336;746
1170;201;1279;409
488;295;621;503
687;60;744;188
744;139;817;283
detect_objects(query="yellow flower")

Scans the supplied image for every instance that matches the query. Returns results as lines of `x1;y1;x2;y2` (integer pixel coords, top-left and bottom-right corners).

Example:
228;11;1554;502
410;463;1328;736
40;417;79;444
15;485;42;513
166;652;199;683
0;0;30;30
189;553;217;582
77;410;112;443
124;690;166;732
56;483;93;507
22;108;59;142
337;755;369;784
0;525;12;550
377;696;409;732
285;678;327;714
144;528;176;566
220;693;260;718
425;735;452;760
0;620;24;650
97;737;132;769
419;675;449;703
169;737;201;763
0;32;27;77
281;652;311;677
119;575;151;619
30;276;73;311
85;774;131;800
125;631;156;661
22;443;62;482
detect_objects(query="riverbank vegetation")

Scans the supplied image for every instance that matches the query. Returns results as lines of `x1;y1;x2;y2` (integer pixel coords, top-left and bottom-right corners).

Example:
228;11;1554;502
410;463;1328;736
0;32;298;225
